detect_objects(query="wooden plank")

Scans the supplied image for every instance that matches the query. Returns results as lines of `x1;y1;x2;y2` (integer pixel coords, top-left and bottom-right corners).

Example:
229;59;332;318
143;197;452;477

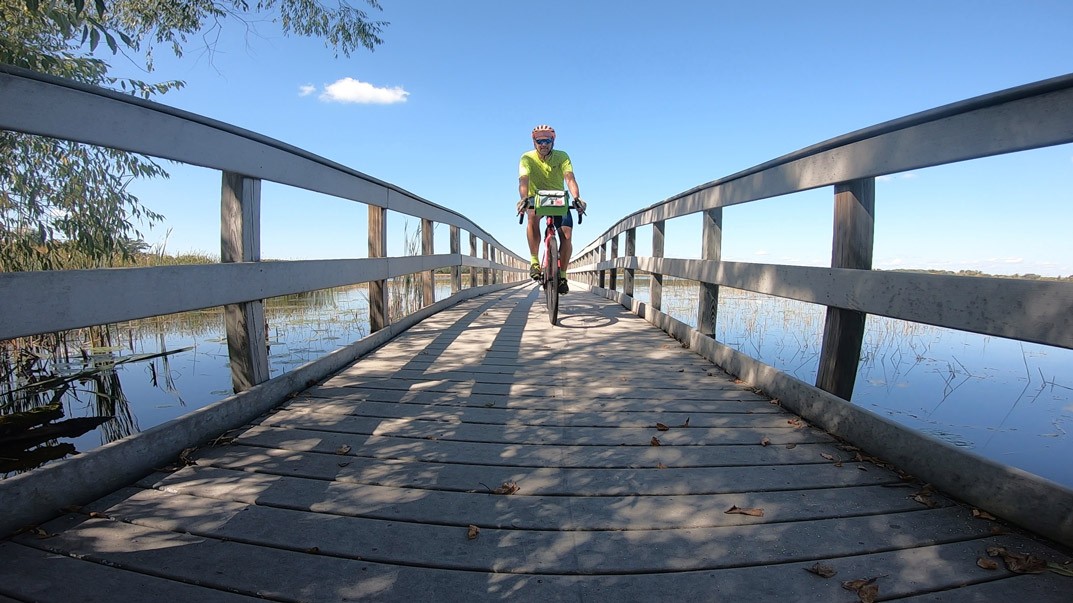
699;207;722;337
652;218;665;310
368;205;388;332
182;445;902;494
421;217;435;307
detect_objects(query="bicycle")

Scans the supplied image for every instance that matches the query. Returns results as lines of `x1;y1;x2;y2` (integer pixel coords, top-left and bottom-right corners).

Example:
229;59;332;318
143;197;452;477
518;190;583;325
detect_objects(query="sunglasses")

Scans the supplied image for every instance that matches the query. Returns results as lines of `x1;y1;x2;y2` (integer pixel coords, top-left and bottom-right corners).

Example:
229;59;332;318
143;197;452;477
534;138;554;145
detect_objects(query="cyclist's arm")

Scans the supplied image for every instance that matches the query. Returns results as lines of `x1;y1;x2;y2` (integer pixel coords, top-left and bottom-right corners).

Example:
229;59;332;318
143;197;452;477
565;171;580;201
518;174;530;204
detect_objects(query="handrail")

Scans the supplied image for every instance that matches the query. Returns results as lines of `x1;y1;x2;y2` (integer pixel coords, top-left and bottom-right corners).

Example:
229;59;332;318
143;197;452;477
577;72;1073;257
570;73;1073;548
0;63;527;388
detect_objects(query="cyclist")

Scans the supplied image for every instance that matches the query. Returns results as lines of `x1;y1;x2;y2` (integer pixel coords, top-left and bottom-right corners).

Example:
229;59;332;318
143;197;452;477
516;124;587;294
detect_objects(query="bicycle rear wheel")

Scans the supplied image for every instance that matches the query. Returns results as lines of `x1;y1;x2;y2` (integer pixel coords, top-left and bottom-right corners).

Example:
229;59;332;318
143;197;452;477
545;239;559;325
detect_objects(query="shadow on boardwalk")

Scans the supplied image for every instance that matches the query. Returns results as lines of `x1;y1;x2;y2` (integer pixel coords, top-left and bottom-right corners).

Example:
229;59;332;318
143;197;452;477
1;285;1069;601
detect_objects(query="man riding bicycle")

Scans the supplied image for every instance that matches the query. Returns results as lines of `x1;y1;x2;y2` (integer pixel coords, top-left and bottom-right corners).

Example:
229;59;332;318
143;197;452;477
517;124;587;294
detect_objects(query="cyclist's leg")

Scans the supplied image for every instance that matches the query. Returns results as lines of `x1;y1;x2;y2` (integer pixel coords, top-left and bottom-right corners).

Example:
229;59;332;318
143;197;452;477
526;210;541;278
558;210;574;269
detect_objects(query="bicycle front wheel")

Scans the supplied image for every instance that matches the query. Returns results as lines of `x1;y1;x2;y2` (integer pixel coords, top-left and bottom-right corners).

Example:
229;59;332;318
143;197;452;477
545;240;559;325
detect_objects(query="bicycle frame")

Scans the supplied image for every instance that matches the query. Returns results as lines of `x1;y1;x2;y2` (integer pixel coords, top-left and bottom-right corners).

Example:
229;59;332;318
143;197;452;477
518;196;582;325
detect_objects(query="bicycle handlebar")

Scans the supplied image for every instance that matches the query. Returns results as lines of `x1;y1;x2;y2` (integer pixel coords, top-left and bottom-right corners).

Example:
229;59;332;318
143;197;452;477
516;198;584;225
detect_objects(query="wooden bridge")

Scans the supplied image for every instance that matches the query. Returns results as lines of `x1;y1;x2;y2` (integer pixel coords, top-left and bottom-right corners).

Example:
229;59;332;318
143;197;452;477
2;65;1073;600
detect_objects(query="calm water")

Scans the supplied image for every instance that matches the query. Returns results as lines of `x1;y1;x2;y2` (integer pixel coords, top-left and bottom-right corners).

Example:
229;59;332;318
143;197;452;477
6;276;1072;489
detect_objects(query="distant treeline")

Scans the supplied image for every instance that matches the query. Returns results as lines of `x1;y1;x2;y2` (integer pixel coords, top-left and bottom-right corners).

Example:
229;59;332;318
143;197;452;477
888;269;1073;282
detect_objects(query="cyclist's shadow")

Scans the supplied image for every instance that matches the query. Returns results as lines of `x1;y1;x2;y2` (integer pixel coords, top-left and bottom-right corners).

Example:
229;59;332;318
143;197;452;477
529;282;619;329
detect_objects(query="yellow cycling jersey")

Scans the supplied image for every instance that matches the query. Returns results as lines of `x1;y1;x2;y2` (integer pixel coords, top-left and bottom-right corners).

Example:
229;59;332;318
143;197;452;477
519;149;573;193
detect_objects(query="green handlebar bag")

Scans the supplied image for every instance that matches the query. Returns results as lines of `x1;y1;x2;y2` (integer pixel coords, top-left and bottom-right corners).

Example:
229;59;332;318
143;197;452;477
534;190;569;217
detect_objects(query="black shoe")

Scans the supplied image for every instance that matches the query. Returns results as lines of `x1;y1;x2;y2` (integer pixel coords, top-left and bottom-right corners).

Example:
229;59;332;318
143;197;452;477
558;276;569;294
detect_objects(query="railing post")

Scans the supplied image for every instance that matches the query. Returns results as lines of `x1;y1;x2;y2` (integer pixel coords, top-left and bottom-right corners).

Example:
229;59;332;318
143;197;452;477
624;228;636;298
469;233;478;288
368;206;388;332
817;178;875;399
610;235;619;291
450;225;461;294
652;219;665;311
482;241;490;285
598;243;607;289
490;248;498;284
220;172;268;393
698;208;722;337
421;218;434;306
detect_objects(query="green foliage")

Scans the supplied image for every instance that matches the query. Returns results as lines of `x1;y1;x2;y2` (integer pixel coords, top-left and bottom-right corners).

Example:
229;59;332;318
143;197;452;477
0;0;387;272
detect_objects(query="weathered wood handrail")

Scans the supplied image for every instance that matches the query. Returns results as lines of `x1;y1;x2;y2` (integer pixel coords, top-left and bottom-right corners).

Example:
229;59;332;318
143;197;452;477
0;64;526;391
570;73;1073;547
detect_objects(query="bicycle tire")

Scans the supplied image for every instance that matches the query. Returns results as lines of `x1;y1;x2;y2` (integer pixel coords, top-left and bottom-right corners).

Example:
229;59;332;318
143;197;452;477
545;234;559;325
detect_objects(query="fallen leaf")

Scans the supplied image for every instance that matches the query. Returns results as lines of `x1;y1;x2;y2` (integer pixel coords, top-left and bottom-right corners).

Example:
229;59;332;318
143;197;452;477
1047;561;1073;577
760;437;771;447
788;418;803;427
655;423;670;431
785;443;797;449
493;481;520;495
1003;552;1048;574
650;436;661;446
656;463;667;469
679;417;691;427
677;368;685;372
804;562;837;578
30;527;54;539
305;546;319;554
821;453;836;461
977;557;999;570
725;505;764;517
88;511;110;519
467;525;480;540
913;494;938;508
857;583;879;603
337;461;351;467
972;509;997;521
334;444;352;455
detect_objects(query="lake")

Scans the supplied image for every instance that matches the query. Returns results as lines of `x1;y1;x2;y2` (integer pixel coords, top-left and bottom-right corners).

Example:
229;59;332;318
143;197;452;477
4;274;1072;490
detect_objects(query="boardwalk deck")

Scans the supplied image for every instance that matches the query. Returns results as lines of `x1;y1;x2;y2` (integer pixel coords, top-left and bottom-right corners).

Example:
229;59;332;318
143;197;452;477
1;285;1069;602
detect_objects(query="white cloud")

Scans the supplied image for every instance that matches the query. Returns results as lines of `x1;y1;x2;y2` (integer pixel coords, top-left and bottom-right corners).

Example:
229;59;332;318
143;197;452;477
298;84;316;97
318;77;409;104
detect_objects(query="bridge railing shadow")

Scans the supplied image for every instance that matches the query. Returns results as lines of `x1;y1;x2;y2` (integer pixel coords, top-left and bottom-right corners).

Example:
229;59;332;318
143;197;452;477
568;73;1073;547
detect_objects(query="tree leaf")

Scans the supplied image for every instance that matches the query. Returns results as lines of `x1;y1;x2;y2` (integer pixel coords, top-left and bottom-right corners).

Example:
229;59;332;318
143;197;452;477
655;422;669;431
1047;562;1073;577
334;444;351;455
977;557;999;570
467;525;480;540
760;437;770;446
650;436;661;446
972;509;997;521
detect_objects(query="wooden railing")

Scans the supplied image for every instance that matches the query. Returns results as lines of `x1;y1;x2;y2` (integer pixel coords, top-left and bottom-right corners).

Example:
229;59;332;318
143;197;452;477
0;65;524;533
570;73;1073;546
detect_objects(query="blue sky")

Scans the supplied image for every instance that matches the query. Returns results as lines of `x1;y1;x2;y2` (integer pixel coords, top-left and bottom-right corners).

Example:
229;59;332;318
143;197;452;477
119;1;1073;276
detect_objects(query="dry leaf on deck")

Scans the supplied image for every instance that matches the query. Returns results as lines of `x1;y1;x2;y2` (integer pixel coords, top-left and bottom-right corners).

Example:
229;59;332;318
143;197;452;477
650;436;662;446
842;576;881;601
467;525;480;540
493;481;520;495
821;453;836;461
804;562;837;578
656;463;667;469
655;423;670;431
334;444;352;455
785;443;797;449
679;417;691;427
977;557;999;570
760;437;771;447
725;505;764;517
972;509;997;521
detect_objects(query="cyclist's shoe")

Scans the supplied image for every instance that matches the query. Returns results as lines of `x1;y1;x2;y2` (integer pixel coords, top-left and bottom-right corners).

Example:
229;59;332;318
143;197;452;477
558;276;569;294
530;263;542;280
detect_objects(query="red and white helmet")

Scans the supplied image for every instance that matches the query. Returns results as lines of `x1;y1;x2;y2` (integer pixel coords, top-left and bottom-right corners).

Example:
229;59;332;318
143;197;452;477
531;124;556;139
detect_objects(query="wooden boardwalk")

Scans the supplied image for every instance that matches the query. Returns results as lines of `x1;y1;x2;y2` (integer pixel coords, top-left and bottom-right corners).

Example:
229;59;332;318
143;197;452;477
1;285;1069;602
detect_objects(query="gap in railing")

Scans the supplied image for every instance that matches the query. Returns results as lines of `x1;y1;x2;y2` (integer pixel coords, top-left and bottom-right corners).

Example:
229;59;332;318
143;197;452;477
262;184;369;260
721;188;832;268
0;269;473;477
624;276;1073;488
